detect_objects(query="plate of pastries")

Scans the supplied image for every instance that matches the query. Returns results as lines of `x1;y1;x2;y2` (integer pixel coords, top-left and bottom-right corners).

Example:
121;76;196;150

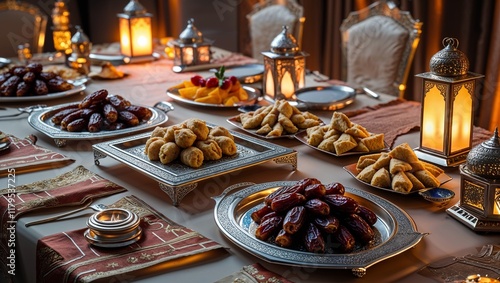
27;89;168;144
227;99;323;139
0;63;85;102
295;111;387;156
167;67;259;107
344;143;451;194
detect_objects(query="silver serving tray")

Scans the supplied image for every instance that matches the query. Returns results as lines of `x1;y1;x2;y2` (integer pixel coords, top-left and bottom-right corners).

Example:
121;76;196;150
0;84;86;102
28;102;170;147
295;85;356;110
213;181;424;277
92;124;297;206
166;85;260;108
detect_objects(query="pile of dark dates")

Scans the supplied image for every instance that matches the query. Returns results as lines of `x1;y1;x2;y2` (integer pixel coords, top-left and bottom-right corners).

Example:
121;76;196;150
0;63;73;97
49;89;152;132
252;178;378;253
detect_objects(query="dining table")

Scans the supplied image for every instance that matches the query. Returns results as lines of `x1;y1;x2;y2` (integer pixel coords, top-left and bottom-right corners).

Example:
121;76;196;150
1;49;499;283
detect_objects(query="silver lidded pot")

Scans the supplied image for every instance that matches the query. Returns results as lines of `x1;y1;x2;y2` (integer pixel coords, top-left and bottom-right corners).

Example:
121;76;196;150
429;37;469;77
466;128;500;178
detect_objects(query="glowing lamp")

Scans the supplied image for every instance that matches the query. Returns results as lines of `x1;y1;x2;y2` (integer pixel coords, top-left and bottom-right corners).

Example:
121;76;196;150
117;0;154;63
171;19;213;69
447;129;500;232
67;26;91;74
51;0;71;54
262;26;308;102
414;38;484;167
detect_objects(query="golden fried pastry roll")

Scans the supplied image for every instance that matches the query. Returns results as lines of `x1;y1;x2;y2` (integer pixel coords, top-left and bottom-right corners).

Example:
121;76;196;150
147;139;165;161
351;141;369;152
371;168;391;188
356;158;376;172
278;113;298;134
307;127;324;147
323;129;341;139
356;164;377;183
186;118;209;141
195;139;222;161
261;104;279;127
254;104;273;116
277;100;294;118
174;128;197;148
334;133;357;154
306;125;322;137
405;172;425;191
422;161;444;177
163;124;184;142
243;112;267;129
297;118;321;129
392;171;413;193
209;126;234;140
413;170;440;188
144;137;164;154
267;122;284;137
357;153;382;166
372;152;391;169
388;143;419;163
238;112;252;124
302;111;320;121
159;142;181;164
361;133;385;151
256;124;272;135
330;112;352;132
389;158;413;174
318;136;337;152
212;136;237;156
150;126;167;138
180;147;204;168
290;113;306;125
345;124;370;139
410;160;426;172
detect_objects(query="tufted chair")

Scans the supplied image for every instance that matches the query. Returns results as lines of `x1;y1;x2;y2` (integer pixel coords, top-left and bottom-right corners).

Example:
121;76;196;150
340;1;422;97
247;0;305;62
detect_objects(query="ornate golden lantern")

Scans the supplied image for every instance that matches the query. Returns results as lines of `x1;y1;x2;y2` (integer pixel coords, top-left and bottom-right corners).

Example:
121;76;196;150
67;26;91;74
117;0;154;63
447;128;500;232
171;18;213;70
51;0;71;54
414;38;484;167
262;26;308;102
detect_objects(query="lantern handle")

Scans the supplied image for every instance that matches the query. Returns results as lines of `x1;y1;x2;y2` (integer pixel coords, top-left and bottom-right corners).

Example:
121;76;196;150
442;37;459;49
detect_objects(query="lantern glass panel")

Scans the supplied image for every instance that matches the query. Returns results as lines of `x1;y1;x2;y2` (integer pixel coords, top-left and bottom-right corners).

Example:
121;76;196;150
280;71;295;99
197;46;211;63
462;179;485;212
451;84;473;152
182;47;194;65
130;17;152;57
422;82;446;151
265;69;275;98
494;187;500;216
119;18;131;57
52;30;71;52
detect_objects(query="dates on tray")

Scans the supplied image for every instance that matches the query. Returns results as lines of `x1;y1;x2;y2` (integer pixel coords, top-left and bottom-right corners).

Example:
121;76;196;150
252;178;378;254
48;89;152;132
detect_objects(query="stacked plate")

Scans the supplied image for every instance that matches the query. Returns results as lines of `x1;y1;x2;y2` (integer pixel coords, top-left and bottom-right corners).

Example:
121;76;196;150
84;208;142;248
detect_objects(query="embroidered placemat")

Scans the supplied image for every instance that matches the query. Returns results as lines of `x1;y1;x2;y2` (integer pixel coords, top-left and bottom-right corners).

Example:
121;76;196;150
36;195;227;283
214;263;295;283
343;98;492;149
0;134;73;176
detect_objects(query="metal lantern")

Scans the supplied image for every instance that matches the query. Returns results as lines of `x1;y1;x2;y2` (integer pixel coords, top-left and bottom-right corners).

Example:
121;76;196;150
262;26;308;102
414;38;484;167
171;18;213;69
51;0;71;53
67;26;91;74
117;0;154;63
447;128;500;232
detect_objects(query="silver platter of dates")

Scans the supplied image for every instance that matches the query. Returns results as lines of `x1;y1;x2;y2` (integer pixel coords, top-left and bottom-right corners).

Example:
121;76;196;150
0;84;86;103
212;181;425;278
27;102;169;147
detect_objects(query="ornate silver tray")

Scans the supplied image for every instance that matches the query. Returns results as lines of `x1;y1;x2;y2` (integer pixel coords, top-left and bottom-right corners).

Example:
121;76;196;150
166;85;260;108
0;84;86;102
213;181;425;277
92;125;297;206
27;102;171;147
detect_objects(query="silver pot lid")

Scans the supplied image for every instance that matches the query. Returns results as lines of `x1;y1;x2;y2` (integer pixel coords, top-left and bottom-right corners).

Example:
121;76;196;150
430;37;469;77
270;26;299;55
179;18;203;44
466;128;500;178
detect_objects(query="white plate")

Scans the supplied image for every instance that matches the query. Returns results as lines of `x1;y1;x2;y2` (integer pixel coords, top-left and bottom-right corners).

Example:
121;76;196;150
223;64;264;83
166;85;259;108
0;84;86;102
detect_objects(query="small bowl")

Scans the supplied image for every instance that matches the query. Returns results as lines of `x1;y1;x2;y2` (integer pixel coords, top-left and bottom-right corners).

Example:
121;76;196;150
419;187;455;206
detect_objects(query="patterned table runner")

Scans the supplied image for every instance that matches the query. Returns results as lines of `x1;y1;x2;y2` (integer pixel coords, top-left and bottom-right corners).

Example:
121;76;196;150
215;263;295;283
36;195;227;283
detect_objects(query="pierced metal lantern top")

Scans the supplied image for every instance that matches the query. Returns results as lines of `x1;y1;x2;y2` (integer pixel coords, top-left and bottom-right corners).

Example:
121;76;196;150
71;26;89;45
179;18;204;44
466;128;500;178
430;37;469;77
270;26;299;55
123;0;147;16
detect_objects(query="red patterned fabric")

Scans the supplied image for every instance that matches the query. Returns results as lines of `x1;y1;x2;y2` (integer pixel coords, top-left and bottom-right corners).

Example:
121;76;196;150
215;263;295;283
36;195;226;283
0;135;73;176
0;166;127;280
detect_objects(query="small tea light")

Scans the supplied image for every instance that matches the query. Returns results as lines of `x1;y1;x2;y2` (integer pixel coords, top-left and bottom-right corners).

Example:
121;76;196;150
85;208;142;247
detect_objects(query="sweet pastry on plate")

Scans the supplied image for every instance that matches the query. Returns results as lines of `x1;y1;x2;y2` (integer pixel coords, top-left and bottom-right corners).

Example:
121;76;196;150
89;62;125;79
355;143;444;192
145;119;237;168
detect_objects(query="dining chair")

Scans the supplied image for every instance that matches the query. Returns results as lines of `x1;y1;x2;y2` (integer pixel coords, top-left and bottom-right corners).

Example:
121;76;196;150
0;0;48;58
247;0;305;61
340;0;422;98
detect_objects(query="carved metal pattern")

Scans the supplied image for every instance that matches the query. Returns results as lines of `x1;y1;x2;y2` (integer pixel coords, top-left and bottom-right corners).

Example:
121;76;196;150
158;182;198;206
423;81;448;100
462;180;485;211
447;205;500;232
272;152;297;170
